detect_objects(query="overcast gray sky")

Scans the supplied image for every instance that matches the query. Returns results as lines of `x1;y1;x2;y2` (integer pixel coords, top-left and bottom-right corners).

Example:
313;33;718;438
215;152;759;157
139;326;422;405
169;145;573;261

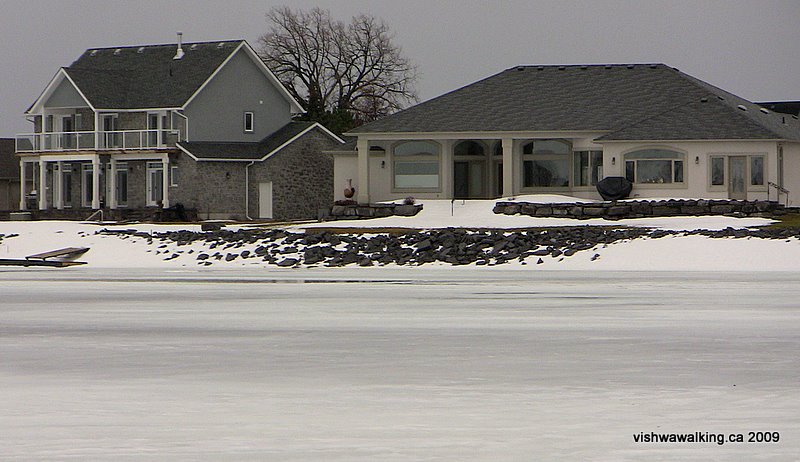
1;0;798;137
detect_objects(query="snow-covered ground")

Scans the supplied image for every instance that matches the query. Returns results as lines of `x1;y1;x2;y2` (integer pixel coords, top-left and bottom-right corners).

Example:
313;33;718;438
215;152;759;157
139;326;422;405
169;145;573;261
1;269;799;460
1;211;797;271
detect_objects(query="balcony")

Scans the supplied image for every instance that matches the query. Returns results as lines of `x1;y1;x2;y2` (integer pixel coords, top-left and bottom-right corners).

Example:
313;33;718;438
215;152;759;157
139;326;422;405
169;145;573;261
15;130;180;153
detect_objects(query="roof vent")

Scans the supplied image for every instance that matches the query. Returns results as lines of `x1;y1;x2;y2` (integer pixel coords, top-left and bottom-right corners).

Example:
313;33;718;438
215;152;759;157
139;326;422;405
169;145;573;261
558;66;566;70
113;49;121;55
137;47;145;54
793;115;799;120
580;65;588;70
737;104;747;111
515;66;525;71
537;66;544;71
604;65;612;69
173;32;185;60
717;96;725;101
626;64;634;69
759;107;769;114
700;97;708;103
89;50;97;56
217;42;225;48
783;117;786;124
190;43;198;50
649;64;657;69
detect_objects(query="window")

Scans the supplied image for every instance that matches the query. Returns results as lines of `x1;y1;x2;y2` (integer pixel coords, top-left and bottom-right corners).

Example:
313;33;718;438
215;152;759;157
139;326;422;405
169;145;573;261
750;155;764;186
170;166;179;186
244;112;254;133
522;139;570;187
393;141;440;189
624;149;685;184
574;150;603;186
454;140;485;156
711;156;725;186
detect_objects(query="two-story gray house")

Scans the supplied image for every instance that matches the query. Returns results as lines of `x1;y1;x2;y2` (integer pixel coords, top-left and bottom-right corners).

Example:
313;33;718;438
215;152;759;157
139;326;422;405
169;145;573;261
16;36;343;220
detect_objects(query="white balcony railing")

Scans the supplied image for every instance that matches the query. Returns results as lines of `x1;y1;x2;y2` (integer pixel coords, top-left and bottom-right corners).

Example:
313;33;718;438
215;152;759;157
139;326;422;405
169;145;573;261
15;129;180;153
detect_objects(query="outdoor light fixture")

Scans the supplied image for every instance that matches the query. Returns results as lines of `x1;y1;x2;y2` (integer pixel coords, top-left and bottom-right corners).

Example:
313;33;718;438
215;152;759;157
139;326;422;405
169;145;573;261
381;160;386;168
611;157;616;165
695;156;700;164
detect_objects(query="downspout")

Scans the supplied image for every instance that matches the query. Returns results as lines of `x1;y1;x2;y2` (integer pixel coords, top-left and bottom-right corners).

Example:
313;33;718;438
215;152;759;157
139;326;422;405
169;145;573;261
245;161;255;220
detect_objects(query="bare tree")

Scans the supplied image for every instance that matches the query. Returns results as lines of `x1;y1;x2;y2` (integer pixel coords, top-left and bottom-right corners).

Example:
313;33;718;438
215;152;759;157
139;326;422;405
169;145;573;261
258;7;418;131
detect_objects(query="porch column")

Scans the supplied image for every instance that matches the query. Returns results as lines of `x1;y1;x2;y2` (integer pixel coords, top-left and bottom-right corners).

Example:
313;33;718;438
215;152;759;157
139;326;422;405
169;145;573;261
440;140;454;198
38;159;48;210
501;138;514;197
55;161;63;210
19;161;27;211
91;155;100;209
161;154;170;208
94;112;100;149
356;137;370;204
108;158;117;209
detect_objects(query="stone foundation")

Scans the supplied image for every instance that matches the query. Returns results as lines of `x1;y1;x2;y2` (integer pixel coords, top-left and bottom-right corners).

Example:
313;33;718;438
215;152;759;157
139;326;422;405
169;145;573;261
493;199;791;220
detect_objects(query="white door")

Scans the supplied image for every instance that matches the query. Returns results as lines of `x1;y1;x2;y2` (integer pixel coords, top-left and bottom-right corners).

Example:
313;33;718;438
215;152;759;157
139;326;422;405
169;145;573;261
259;182;273;219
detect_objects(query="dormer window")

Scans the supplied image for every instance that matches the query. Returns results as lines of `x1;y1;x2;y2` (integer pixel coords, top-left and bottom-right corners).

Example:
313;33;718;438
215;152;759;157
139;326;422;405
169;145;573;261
244;112;254;133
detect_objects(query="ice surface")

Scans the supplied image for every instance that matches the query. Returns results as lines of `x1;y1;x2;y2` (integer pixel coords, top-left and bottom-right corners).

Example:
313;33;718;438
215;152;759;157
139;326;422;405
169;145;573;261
2;269;799;460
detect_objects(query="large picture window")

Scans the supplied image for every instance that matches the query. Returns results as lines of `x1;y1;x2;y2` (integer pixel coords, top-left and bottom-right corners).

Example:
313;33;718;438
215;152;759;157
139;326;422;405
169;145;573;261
624;149;685;184
393;141;440;189
522;139;571;188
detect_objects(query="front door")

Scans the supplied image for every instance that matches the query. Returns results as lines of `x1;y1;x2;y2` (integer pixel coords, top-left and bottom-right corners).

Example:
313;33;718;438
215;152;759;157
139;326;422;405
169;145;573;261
454;162;469;199
102;115;119;149
729;156;747;200
146;162;163;206
61;116;74;150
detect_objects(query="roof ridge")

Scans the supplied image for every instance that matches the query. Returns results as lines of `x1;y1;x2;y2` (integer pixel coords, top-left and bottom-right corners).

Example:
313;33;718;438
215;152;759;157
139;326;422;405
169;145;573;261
506;63;667;70
85;39;244;51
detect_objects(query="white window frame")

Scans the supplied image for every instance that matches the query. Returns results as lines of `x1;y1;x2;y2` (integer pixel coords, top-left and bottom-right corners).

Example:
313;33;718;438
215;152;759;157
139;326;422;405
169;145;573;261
521;139;572;190
623;148;687;188
707;153;767;192
170;165;179;187
573;150;604;188
391;140;441;192
244;111;254;133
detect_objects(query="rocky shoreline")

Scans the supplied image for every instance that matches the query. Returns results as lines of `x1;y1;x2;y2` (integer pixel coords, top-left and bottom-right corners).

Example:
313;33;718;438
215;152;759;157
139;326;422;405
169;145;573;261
99;225;800;267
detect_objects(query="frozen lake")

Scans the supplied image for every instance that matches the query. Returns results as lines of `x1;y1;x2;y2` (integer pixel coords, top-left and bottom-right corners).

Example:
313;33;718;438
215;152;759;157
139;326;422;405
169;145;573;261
2;268;799;460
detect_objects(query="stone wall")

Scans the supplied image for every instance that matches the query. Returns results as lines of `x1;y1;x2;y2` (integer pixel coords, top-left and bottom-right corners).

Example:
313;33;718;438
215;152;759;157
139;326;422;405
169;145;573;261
325;203;423;220
493;199;789;219
249;128;337;220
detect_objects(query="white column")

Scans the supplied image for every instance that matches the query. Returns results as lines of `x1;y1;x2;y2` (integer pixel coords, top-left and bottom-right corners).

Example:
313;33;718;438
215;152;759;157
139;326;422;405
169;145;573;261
55;162;63;210
356;137;370;204
161;155;170;208
502;138;514;198
94;112;100;149
91;155;101;209
440;140;454;198
38;159;48;210
109;158;117;209
19;161;27;211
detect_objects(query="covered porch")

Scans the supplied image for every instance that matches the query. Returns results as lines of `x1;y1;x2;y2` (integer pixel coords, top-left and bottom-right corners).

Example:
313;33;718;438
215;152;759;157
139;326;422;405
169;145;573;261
18;152;175;212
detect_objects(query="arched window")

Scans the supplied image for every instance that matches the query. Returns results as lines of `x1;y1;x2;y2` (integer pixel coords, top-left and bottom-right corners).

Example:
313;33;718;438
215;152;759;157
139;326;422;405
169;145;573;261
521;139;571;187
624;149;685;184
454;140;485;156
393;141;440;189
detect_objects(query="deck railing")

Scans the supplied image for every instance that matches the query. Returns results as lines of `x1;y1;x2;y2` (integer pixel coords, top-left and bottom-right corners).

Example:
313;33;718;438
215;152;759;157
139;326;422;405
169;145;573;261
15;129;180;153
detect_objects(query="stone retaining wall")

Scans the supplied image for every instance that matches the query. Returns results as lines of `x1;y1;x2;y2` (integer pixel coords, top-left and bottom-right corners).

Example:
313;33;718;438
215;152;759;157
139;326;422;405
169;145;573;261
325;203;423;221
493;199;790;220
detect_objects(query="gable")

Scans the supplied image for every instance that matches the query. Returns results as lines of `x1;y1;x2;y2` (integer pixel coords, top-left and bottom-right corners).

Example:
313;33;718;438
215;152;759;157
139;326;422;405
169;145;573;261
183;47;293;142
44;77;89;108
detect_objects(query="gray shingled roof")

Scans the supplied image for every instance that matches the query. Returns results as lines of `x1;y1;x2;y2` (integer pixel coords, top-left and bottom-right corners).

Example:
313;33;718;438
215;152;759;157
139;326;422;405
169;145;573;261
350;64;800;141
64;40;242;109
178;121;316;160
